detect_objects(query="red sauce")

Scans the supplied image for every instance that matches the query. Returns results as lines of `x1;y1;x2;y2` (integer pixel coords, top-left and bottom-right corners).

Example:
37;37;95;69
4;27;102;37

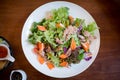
0;46;8;58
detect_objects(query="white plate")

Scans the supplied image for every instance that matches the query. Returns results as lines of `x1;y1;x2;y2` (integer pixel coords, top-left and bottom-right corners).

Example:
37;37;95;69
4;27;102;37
21;1;100;78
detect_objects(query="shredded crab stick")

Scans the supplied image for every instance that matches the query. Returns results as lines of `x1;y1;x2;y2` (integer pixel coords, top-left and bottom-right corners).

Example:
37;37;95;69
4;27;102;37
46;61;55;70
70;38;76;50
37;55;45;64
60;61;68;67
33;47;38;54
59;54;67;59
37;42;44;51
33;42;45;55
37;25;46;31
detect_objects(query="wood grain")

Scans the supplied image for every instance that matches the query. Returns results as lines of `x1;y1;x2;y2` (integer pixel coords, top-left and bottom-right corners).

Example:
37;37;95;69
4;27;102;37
0;0;120;80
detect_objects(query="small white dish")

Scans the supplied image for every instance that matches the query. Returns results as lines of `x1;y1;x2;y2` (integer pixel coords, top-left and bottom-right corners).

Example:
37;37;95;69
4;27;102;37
0;44;15;62
10;69;27;80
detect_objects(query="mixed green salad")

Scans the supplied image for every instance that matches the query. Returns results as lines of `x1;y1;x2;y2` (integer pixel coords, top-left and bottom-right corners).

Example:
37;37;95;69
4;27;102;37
28;7;97;69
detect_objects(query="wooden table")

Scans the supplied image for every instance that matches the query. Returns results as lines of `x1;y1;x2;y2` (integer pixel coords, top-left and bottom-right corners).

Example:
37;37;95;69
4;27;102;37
0;0;120;80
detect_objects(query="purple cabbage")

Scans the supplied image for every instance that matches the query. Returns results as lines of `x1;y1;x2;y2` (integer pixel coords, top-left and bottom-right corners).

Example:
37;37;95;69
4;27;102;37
84;52;92;61
76;46;82;49
84;57;92;61
63;47;68;53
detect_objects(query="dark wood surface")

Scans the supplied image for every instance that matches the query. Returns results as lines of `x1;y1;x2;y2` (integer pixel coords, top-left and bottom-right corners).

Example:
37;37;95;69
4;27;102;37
0;0;120;80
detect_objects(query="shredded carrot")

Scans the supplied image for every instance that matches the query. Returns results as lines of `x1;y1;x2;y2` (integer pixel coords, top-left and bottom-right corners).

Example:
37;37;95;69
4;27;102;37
60;61;68;67
37;25;46;31
38;55;45;64
70;38;76;50
81;41;90;52
46;62;54;70
59;54;67;59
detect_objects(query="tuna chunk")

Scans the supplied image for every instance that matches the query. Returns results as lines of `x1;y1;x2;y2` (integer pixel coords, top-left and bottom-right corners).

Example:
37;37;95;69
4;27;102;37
63;25;77;41
55;38;63;44
83;31;96;43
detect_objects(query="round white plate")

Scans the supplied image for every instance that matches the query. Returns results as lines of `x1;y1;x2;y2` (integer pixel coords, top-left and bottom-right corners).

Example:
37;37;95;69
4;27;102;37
21;1;100;78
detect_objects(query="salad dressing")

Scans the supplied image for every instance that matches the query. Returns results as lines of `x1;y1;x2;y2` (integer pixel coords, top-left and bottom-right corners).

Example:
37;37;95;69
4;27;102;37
0;46;8;58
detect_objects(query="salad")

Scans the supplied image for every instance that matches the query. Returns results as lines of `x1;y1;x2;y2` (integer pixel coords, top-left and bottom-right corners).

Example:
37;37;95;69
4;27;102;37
28;7;97;70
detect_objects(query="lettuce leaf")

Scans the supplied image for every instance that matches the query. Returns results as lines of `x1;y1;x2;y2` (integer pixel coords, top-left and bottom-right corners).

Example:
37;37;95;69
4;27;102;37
83;22;97;35
44;30;57;48
77;49;85;60
47;53;60;66
28;32;42;44
52;7;69;27
52;7;69;19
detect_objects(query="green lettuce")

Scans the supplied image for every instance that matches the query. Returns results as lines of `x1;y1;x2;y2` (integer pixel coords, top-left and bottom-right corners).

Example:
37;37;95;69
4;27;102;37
77;49;84;60
52;7;69;27
47;53;60;66
44;30;57;48
71;34;81;46
83;22;97;35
